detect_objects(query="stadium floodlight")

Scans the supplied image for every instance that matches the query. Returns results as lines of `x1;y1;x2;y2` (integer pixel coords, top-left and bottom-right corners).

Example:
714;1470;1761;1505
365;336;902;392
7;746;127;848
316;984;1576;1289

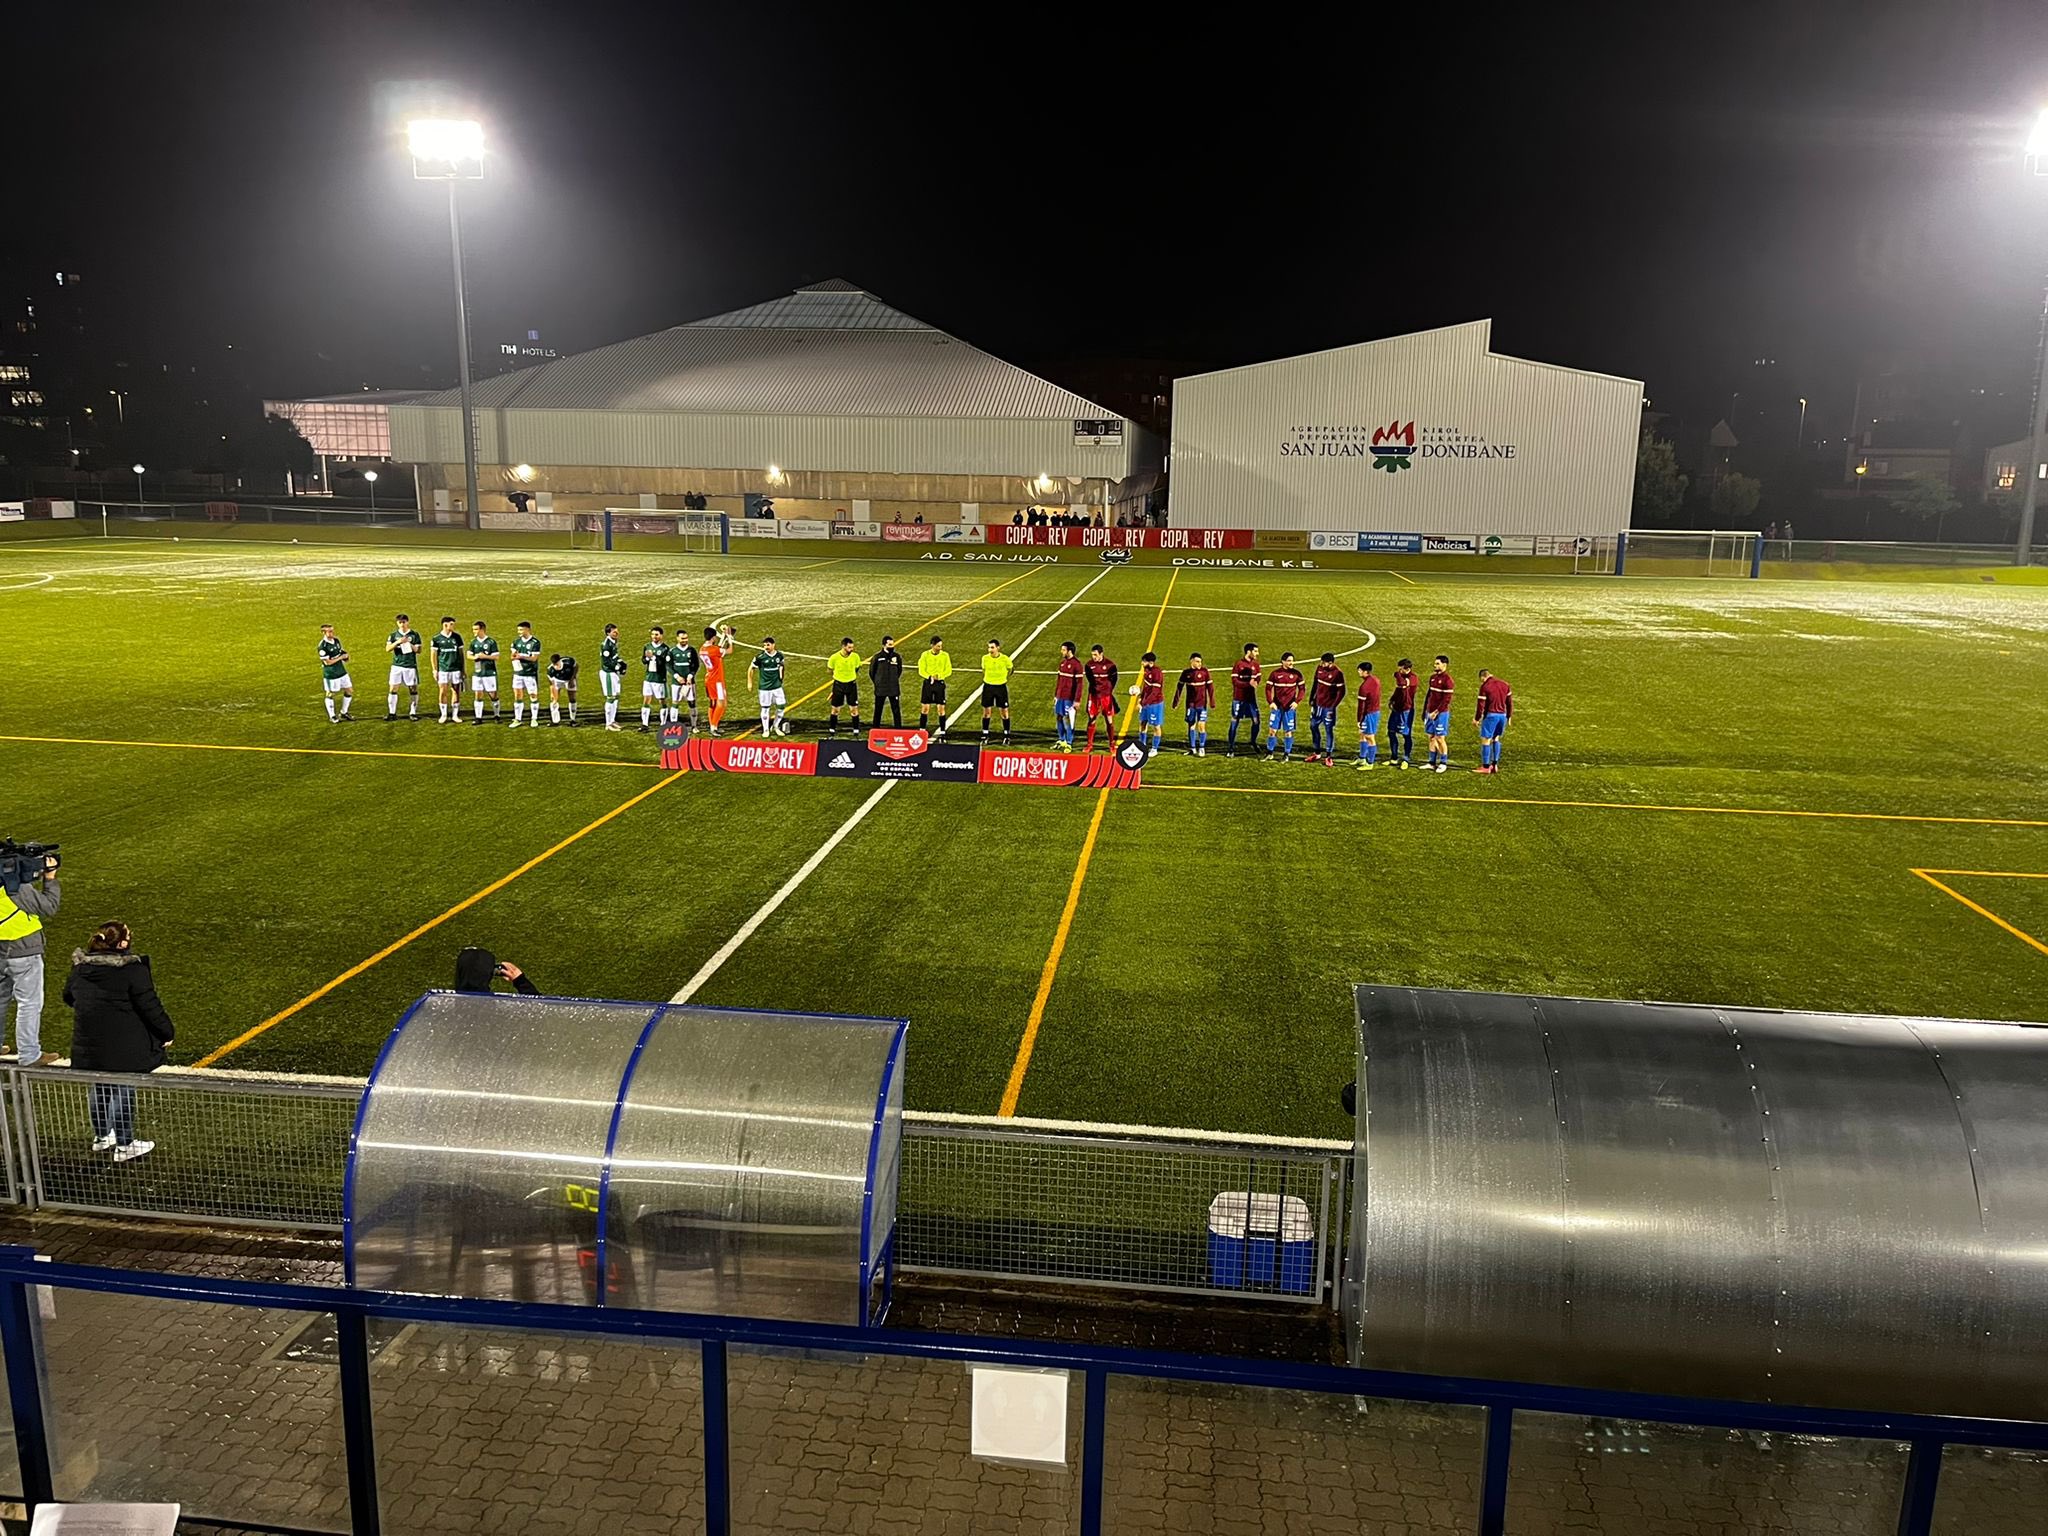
512;462;534;482
131;463;145;510
766;464;786;486
2018;107;2048;565
406;116;485;532
364;468;379;517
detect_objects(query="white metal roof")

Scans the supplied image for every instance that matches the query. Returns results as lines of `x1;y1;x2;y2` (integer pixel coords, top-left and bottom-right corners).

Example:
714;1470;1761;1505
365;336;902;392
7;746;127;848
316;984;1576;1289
415;281;1120;422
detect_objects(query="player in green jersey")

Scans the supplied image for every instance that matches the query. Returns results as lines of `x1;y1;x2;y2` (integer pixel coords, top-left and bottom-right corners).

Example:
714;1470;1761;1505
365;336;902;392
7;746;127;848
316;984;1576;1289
546;653;579;726
468;621;501;724
430;616;465;724
384;613;424;721
599;624;626;732
639;627;669;733
979;640;1015;745
316;624;353;723
668;631;700;732
750;637;790;735
508;621;543;728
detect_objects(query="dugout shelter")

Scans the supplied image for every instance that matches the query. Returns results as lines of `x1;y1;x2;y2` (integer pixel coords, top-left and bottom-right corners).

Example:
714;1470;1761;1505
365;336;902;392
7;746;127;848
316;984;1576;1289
344;991;908;1326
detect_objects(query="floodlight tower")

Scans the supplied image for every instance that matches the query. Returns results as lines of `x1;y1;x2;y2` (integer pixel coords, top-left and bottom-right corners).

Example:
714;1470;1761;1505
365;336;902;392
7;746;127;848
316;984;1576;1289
407;118;485;532
2019;107;2048;565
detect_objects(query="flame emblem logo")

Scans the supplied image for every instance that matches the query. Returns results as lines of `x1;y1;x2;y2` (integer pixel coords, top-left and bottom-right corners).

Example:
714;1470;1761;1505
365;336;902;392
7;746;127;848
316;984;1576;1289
1370;421;1416;473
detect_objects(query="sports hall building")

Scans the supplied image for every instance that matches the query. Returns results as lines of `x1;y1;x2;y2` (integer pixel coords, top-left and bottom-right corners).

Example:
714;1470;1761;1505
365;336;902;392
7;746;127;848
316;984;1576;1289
385;280;1160;527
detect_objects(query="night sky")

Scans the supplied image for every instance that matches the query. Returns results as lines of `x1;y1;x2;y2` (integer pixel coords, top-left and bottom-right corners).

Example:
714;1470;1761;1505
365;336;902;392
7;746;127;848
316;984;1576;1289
15;1;2048;439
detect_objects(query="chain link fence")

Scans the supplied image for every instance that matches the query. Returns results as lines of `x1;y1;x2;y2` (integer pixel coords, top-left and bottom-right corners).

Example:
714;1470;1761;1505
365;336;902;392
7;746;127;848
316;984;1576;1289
0;1069;1352;1303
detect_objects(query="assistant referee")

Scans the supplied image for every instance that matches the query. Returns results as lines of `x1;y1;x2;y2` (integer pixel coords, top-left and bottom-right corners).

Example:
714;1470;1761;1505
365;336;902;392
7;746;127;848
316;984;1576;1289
979;640;1015;745
826;637;862;736
917;635;953;738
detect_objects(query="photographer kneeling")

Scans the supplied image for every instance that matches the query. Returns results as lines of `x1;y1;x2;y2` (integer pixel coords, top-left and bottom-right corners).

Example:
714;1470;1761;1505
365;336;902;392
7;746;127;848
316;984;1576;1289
0;841;62;1067
65;921;174;1163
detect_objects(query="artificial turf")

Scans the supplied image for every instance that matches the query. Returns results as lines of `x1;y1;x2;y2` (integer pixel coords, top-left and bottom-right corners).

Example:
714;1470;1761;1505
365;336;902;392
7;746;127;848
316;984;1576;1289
4;534;2046;1139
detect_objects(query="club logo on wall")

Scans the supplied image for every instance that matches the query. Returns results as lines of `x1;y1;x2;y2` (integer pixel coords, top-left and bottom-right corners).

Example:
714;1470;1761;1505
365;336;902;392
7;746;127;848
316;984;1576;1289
1370;420;1416;473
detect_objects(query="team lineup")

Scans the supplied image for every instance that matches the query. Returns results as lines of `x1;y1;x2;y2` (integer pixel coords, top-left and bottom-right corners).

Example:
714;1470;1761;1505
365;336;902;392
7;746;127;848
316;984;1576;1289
316;612;1516;770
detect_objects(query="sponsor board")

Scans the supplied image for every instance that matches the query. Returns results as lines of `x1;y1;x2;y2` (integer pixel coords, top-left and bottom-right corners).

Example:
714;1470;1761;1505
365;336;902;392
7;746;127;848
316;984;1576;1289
667;727;1142;789
727;518;781;538
1360;532;1423;553
482;511;576;533
1421;535;1477;554
993;526;1253;550
935;523;987;543
829;520;881;540
882;522;935;542
779;518;831;541
1532;534;1598;557
1309;531;1359;552
0;503;24;523
1481;534;1538;556
1255;529;1310;551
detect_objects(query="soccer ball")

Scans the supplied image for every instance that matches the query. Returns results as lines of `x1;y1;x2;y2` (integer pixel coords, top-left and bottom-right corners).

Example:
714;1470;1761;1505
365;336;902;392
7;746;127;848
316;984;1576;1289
1128;683;1139;697
541;570;549;579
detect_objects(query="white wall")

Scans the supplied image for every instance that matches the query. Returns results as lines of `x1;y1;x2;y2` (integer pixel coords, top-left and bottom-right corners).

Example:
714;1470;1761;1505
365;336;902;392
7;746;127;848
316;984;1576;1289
1169;321;1642;534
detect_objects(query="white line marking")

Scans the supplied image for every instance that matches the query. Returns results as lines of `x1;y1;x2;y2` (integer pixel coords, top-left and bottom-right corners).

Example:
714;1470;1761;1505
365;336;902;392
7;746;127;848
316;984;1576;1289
670;564;1118;1005
0;573;55;591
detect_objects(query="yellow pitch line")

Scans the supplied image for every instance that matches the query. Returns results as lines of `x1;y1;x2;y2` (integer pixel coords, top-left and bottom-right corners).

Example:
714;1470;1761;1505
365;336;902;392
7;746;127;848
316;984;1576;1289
0;732;658;771
798;556;846;570
1141;781;2048;829
1001;569;1178;1117
199;564;1049;1066
1383;567;1421;586
1911;869;2048;962
1914;868;2048;879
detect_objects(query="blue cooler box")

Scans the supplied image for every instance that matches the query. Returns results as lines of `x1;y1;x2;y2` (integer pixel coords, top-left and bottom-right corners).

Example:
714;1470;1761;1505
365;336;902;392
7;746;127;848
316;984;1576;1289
1206;1191;1315;1294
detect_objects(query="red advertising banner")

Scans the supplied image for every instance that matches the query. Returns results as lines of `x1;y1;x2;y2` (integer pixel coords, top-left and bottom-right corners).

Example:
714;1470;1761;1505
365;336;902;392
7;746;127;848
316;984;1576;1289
669;737;820;775
881;522;935;542
976;746;1145;789
664;731;1145;788
991;526;1253;550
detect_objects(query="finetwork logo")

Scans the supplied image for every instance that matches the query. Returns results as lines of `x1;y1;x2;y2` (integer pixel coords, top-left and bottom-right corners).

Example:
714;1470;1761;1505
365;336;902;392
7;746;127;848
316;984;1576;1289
1371;421;1416;473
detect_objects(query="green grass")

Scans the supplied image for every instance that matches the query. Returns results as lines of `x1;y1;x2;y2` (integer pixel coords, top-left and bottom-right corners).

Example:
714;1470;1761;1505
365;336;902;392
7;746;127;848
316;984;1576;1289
4;536;2047;1140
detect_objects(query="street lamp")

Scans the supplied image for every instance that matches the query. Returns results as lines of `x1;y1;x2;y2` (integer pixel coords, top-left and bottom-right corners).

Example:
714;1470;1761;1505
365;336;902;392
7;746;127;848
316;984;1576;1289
1797;397;1808;451
364;469;379;518
407;117;485;532
2017;107;2048;565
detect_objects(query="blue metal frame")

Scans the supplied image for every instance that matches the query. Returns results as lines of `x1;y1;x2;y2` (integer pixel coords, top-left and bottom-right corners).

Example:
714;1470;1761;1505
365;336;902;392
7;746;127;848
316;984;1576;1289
593;1003;670;1305
339;995;428;1287
3;1251;2043;1536
857;1019;908;1325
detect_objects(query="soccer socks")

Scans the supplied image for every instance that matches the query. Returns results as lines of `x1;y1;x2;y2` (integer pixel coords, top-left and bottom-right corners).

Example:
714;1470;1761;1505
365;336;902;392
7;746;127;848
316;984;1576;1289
761;708;773;734
641;705;651;727
324;696;337;721
473;696;485;721
1361;737;1377;764
513;700;523;724
604;698;618;726
387;691;398;715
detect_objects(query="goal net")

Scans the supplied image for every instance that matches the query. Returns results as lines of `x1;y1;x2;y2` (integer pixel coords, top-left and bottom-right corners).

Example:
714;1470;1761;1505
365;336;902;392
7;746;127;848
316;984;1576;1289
1619;529;1761;577
574;509;731;553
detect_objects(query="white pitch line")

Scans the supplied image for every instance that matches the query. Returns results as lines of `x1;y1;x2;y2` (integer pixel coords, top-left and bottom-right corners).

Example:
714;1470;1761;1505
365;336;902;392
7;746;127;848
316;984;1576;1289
670;564;1119;1005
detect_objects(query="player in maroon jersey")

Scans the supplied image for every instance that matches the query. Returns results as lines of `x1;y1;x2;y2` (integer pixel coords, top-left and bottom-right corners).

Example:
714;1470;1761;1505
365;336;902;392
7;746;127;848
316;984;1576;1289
1264;651;1306;762
1423;654;1455;773
1173;651;1215;756
1051;641;1085;752
1354;660;1383;769
1226;642;1262;757
1473;667;1514;774
1308;651;1347;764
1083;644;1120;752
1387;659;1418;768
1134;651;1167;758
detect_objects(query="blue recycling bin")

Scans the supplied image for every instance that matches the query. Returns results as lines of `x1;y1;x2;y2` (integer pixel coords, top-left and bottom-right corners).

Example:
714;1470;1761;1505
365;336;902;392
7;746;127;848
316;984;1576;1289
1206;1191;1315;1294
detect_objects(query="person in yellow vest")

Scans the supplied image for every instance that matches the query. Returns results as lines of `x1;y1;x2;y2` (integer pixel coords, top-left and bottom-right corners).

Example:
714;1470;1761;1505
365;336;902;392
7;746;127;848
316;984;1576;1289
917;636;953;739
0;847;63;1067
825;638;863;736
979;640;1015;746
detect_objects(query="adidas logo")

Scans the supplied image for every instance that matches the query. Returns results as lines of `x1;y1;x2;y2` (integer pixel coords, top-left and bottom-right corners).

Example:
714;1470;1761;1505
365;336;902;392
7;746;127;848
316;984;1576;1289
828;751;855;768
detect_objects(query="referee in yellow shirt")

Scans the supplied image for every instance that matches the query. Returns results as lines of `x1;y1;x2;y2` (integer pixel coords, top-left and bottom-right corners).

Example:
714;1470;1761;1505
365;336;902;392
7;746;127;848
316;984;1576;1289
825;637;863;736
979;640;1016;746
917;635;953;738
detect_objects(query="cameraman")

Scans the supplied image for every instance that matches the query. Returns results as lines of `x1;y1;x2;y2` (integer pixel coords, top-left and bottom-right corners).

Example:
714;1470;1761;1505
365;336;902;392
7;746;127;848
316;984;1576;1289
0;847;61;1066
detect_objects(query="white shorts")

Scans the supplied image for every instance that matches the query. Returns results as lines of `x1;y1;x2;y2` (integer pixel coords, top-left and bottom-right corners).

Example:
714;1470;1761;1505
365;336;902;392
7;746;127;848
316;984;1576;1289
323;674;352;694
670;679;696;702
550;677;576;695
601;672;622;697
473;675;498;695
389;665;418;687
642;680;665;698
758;687;787;708
436;669;462;686
512;674;538;694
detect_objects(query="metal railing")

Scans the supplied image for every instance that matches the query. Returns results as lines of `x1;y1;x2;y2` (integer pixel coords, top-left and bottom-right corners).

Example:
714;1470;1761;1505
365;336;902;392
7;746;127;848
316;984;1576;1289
1;1067;1350;1303
0;1247;2043;1536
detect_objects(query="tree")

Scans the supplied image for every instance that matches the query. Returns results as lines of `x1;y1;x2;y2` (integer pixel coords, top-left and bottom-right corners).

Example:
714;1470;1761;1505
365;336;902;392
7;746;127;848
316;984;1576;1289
1709;471;1762;526
1889;475;1960;542
1632;429;1687;525
229;412;317;494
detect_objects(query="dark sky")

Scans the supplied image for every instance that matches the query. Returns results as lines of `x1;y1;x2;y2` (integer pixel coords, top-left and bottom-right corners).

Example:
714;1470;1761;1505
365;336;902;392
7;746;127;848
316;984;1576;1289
16;1;2048;438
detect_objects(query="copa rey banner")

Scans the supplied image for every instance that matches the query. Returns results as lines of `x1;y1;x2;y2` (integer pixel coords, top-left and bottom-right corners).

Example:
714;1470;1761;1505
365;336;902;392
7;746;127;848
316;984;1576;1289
660;726;1145;790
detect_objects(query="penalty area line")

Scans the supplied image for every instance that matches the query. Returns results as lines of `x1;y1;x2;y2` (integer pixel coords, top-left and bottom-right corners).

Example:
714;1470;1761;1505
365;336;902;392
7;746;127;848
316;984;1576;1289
1910;868;2048;962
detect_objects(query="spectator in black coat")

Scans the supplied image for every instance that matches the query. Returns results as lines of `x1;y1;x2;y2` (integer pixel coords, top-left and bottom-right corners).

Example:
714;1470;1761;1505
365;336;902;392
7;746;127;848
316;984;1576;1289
454;947;540;996
869;635;905;727
64;921;173;1162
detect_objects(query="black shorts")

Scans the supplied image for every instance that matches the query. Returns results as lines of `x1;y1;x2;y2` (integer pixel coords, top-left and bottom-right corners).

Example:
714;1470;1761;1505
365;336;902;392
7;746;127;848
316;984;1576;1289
920;679;947;706
983;684;1010;708
830;680;859;706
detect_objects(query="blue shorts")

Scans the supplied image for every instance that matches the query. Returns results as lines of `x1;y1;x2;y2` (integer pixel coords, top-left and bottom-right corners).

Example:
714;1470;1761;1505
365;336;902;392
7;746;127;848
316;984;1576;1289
1184;706;1209;725
1389;708;1413;735
1139;702;1164;728
1268;705;1297;733
1359;710;1381;737
1310;705;1336;726
1231;697;1261;722
1424;711;1449;737
1054;698;1075;720
1480;713;1507;741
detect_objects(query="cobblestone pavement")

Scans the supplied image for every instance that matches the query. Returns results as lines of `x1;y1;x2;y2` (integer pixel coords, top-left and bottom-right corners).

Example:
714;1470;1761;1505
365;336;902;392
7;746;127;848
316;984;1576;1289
0;1213;2045;1534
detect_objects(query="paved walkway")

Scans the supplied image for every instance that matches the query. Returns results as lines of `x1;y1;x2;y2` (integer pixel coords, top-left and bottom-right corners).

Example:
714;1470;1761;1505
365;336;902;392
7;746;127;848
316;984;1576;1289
0;1213;2043;1534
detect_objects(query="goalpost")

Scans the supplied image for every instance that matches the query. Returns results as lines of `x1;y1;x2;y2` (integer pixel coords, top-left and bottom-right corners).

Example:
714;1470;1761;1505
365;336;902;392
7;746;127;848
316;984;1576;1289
574;509;731;553
1616;529;1763;578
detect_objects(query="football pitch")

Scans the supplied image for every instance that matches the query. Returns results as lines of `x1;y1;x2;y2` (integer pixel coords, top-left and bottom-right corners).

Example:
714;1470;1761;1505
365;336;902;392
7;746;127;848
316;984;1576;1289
5;533;2048;1139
